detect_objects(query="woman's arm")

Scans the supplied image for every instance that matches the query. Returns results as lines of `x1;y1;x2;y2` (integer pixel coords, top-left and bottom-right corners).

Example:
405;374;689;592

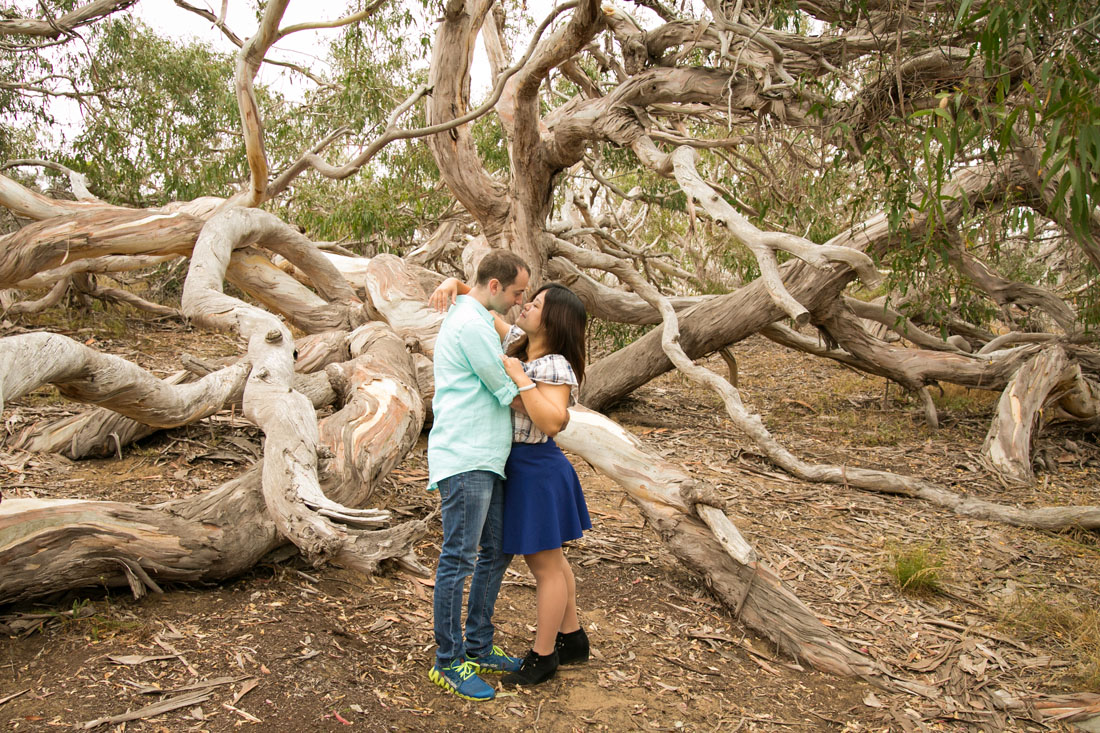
428;277;469;311
501;355;571;436
489;311;512;341
429;277;512;340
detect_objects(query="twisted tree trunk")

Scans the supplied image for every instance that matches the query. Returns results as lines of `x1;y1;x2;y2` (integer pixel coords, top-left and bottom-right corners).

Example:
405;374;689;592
0;323;428;604
982;347;1100;484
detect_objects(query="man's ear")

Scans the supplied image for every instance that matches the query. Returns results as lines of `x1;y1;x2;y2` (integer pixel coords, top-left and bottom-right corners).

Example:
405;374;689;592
487;278;501;295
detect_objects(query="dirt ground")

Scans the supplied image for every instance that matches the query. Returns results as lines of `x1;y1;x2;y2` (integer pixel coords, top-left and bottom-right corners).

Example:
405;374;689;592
2;314;1099;732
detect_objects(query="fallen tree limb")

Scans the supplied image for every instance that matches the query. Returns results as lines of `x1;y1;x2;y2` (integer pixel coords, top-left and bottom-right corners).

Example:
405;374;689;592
0;324;429;602
227;247;365;333
6;329;350;459
556;219;1100;539
982;346;1100;484
0;208;203;288
0;332;250;425
555;407;884;679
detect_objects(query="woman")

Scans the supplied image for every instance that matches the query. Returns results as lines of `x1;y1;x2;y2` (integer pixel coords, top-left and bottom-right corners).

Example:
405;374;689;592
430;278;591;687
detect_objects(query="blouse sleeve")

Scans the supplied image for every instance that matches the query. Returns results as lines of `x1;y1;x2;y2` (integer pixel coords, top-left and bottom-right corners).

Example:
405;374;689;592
528;354;578;390
501;324;523;351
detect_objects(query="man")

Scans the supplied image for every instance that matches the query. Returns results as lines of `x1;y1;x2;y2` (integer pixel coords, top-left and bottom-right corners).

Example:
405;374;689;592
427;249;530;701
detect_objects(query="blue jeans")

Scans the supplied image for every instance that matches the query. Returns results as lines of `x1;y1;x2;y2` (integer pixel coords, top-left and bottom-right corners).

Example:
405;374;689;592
433;470;513;666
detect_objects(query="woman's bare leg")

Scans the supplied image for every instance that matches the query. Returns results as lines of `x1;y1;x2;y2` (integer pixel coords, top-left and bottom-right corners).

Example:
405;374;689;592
524;548;567;655
559;551;580;634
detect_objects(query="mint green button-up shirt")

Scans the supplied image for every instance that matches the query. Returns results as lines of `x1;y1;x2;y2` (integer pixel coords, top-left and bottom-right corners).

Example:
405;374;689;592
427;295;519;489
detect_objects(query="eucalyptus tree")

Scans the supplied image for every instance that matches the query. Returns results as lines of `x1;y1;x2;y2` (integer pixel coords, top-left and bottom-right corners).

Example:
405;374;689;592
1;0;1099;721
272;4;468;253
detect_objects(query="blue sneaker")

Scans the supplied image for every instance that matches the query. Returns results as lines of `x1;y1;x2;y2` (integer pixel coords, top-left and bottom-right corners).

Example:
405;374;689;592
467;645;522;674
428;659;495;701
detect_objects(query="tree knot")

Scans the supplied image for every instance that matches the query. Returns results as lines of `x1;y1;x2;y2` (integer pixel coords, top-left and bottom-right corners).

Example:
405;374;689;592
680;481;730;512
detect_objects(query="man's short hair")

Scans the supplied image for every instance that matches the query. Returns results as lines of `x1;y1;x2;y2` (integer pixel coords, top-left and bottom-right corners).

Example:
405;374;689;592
475;249;529;288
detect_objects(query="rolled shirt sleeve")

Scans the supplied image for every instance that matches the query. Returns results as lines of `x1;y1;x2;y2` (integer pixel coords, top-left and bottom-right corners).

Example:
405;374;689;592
460;319;520;406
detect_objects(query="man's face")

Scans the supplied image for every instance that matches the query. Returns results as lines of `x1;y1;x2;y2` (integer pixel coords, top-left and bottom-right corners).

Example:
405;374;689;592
488;268;530;314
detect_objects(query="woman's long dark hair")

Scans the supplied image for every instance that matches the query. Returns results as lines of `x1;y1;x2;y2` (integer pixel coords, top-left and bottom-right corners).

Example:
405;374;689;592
506;282;587;383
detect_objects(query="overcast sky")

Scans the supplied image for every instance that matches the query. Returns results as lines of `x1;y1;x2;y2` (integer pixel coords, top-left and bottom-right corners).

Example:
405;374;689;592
132;0;350;97
130;0;494;100
15;0;556;155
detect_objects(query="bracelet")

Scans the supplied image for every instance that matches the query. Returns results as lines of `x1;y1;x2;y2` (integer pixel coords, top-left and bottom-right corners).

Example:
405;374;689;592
517;383;537;392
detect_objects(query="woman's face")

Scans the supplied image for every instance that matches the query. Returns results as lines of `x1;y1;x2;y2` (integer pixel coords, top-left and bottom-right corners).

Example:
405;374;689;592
516;291;546;334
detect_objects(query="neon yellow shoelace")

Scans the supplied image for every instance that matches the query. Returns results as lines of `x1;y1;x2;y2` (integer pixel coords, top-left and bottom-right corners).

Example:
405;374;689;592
451;660;477;680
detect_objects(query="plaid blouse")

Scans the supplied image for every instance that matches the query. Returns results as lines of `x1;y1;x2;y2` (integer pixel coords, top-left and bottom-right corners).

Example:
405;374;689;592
503;326;578;444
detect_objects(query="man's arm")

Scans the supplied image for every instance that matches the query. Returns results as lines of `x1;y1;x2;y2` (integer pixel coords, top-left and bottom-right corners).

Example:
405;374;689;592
460;321;520;406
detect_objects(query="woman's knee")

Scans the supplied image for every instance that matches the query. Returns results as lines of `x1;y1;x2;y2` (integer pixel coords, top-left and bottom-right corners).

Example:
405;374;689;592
525;549;563;578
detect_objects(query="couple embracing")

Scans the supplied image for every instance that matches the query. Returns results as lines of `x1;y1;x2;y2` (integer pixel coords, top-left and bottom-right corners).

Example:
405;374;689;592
426;250;592;701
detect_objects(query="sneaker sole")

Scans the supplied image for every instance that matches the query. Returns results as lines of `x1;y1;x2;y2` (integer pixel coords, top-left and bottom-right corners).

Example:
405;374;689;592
428;667;494;701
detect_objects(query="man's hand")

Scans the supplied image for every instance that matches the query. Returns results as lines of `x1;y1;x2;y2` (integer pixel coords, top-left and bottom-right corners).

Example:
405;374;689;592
501;354;527;383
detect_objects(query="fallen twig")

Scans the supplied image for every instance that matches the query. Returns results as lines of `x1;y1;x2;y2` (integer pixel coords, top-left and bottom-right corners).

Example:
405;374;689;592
223;701;262;723
82;690;213;729
232;677;260;705
0;689;29;707
124;675;252;695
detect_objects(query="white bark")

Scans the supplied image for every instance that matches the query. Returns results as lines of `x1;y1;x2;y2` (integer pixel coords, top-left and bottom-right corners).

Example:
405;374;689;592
665;145;881;326
180;207;410;568
981;346;1100;484
0;332;249;424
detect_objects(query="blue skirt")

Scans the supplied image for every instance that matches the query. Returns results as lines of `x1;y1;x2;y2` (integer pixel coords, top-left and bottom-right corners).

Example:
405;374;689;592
502;439;591;555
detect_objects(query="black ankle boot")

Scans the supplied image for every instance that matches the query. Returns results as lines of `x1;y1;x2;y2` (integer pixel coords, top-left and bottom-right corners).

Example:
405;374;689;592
555;628;589;665
502;649;558;686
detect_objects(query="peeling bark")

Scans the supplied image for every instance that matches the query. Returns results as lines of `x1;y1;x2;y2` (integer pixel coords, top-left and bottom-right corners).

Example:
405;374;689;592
581;160;1032;410
580;258;855;411
180;206;421;572
982;346;1075;484
0;332;249;424
0;467;428;605
0;208;203;288
0;0;138;38
227;248;364;334
0;491;265;604
8;368;335;460
425;0;508;234
359;254;443;356
1;289;428;603
3;5;1097;716
318;323;424;504
556;235;1100;533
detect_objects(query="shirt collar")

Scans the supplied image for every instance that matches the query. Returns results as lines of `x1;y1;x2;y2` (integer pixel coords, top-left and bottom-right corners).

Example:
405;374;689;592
456;294;494;324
